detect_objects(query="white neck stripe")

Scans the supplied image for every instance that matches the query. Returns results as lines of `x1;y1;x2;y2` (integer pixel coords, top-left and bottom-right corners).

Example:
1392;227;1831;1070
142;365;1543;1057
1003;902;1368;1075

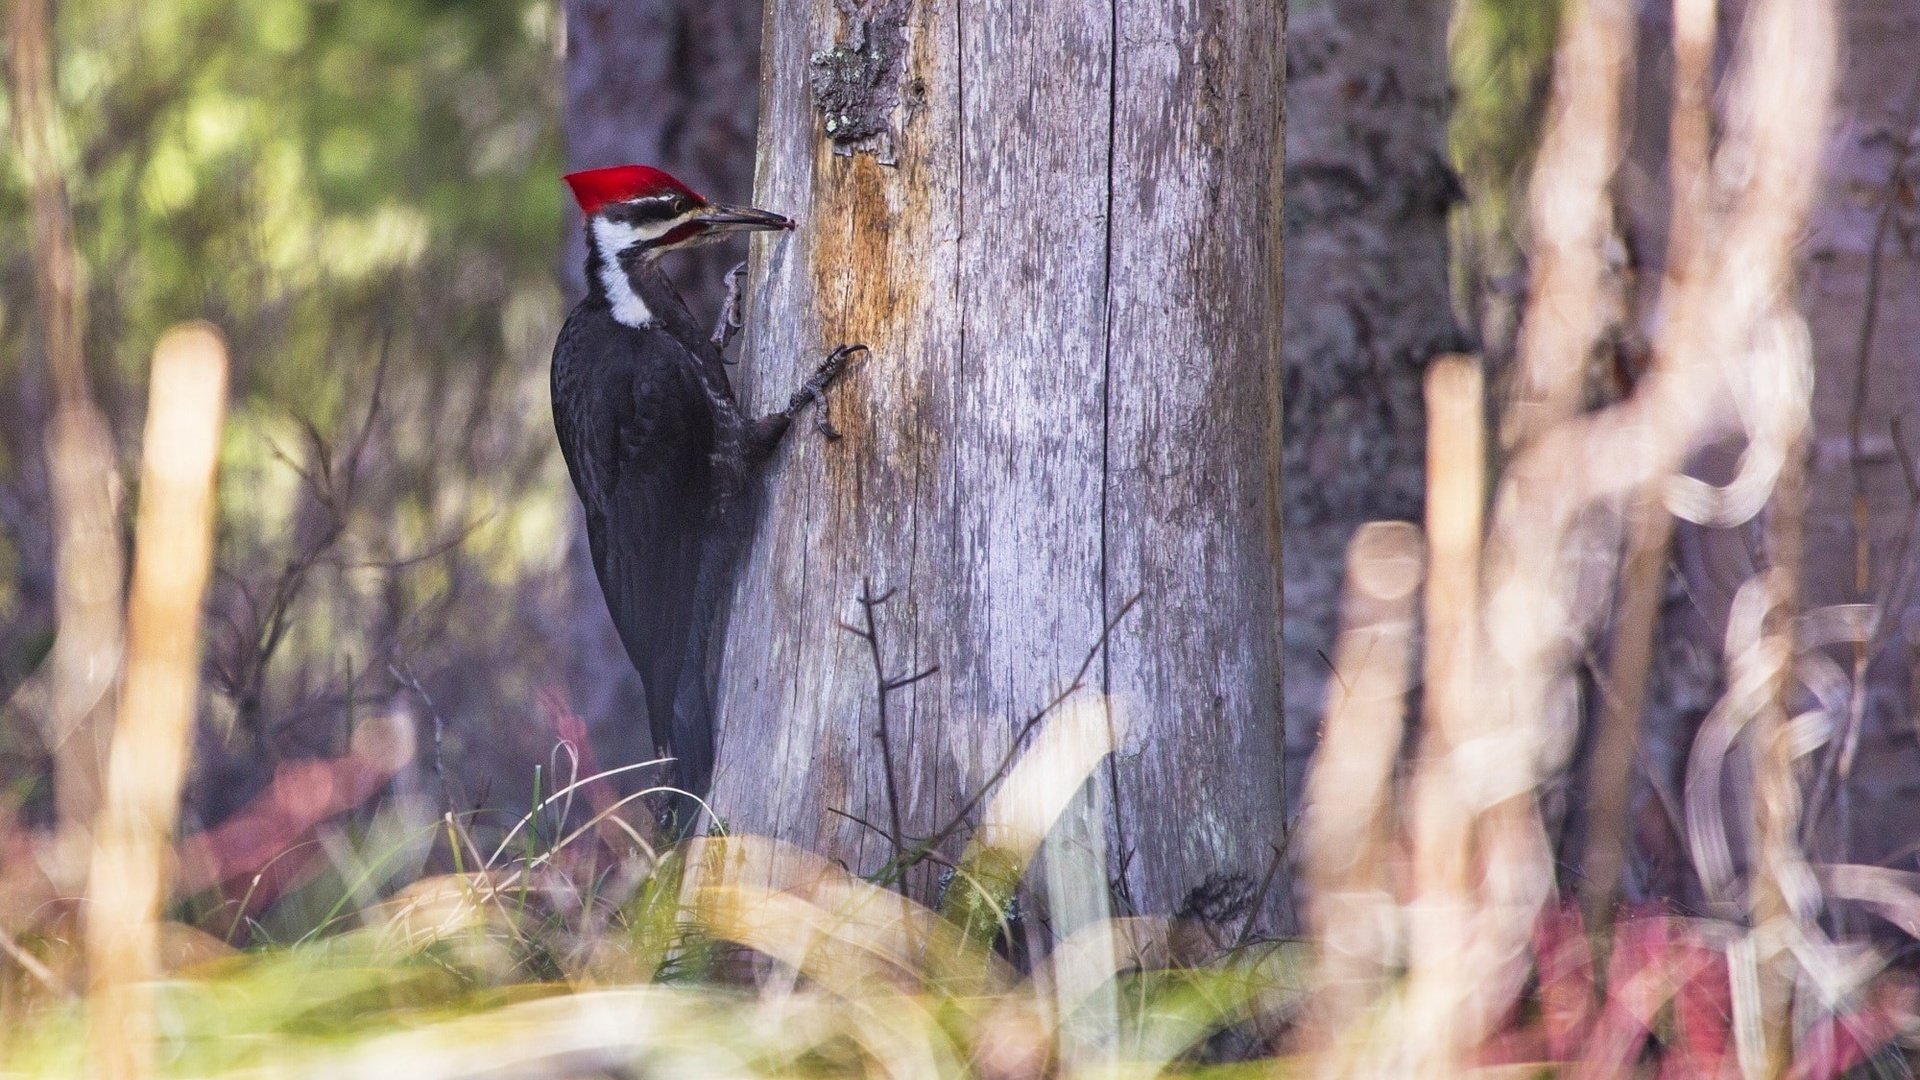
592;218;656;327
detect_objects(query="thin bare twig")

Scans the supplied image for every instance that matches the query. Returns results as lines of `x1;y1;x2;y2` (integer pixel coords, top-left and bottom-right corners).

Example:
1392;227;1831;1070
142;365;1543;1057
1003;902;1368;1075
0;926;58;992
873;593;1143;887
1846;81;1920;521
222;411;373;737
825;806;956;871
1231;841;1288;952
838;578;939;892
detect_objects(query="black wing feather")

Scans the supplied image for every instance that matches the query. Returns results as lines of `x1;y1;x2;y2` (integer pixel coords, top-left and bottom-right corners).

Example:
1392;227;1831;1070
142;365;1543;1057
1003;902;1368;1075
552;306;721;795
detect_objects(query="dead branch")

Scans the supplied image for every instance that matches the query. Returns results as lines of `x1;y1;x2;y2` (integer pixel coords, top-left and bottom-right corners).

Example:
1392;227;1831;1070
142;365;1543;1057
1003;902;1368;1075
862;593;1142;891
837;578;938;892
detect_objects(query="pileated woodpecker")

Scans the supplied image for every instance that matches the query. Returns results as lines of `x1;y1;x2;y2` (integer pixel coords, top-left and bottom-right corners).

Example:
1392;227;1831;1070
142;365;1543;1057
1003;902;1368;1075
552;164;854;807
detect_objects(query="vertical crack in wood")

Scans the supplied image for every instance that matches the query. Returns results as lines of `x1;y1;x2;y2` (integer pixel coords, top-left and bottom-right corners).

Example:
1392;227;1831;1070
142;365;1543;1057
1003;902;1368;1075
1097;0;1131;907
944;0;967;870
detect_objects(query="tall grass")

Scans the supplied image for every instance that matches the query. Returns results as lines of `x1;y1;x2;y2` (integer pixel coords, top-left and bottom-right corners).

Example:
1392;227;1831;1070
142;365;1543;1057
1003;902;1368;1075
1297;0;1875;1073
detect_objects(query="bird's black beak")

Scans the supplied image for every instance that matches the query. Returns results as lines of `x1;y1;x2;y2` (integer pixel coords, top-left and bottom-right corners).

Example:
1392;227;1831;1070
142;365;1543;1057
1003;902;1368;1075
695;202;795;233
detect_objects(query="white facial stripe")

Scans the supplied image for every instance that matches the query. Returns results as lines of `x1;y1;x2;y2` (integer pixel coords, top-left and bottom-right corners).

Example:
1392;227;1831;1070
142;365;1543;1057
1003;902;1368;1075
591;207;712;327
592;217;654;327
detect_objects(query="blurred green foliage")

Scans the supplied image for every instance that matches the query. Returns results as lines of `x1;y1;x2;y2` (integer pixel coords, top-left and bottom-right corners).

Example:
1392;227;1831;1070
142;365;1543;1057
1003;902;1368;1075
1450;0;1563;360
2;0;580;813
4;0;564;412
1451;0;1563;211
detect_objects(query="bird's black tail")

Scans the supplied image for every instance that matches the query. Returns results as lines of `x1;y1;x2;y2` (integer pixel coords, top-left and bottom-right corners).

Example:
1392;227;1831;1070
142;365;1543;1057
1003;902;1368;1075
670;655;715;818
645;529;739;836
642;641;712;836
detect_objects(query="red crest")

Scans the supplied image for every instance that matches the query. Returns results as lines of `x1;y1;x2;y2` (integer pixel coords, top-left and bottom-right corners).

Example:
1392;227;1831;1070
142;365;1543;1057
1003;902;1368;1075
562;165;702;215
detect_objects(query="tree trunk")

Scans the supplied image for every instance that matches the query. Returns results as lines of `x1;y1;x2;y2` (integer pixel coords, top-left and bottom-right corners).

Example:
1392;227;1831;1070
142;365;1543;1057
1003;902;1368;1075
712;0;1288;927
1279;0;1463;807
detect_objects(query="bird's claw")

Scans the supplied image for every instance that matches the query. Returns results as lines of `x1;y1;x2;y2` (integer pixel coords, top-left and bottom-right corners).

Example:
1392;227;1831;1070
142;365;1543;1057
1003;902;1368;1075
786;344;867;439
814;343;866;385
710;261;751;355
811;392;844;441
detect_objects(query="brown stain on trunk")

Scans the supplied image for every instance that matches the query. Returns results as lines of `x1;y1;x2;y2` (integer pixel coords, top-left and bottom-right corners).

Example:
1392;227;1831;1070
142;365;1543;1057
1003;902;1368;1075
791;61;947;832
805;126;941;455
797;0;949;470
809;155;917;350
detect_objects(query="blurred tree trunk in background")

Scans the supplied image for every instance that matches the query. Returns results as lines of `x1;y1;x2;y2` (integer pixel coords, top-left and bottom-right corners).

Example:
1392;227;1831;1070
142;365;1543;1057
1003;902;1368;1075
1617;0;1920;900
710;0;1287;928
562;0;763;312
1281;0;1465;806
560;0;763;766
7;0;125;845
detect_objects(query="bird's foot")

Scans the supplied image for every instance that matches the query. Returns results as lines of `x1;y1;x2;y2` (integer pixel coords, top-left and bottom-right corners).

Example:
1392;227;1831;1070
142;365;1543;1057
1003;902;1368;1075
710;261;751;356
785;344;867;440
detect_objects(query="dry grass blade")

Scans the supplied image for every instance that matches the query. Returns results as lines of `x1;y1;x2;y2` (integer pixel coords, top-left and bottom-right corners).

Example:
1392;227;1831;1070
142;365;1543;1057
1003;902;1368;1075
1503;0;1634;448
1817;864;1920;938
40;410;125;867
1684;576;1783;907
698;883;924;992
1040;915;1172;1021
1301;520;1424;1052
1483;0;1834;683
690;834;1020;993
969;699;1124;877
1666;0;1717;264
1580;0;1717;929
85;324;230;1080
1404;356;1530;1077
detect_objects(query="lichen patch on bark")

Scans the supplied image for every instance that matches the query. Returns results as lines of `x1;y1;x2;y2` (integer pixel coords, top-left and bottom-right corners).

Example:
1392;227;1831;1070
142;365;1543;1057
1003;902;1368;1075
810;0;911;163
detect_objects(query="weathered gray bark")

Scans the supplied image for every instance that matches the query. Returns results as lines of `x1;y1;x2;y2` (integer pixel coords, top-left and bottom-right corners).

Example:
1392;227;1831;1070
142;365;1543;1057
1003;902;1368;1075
711;0;1288;926
560;0;762;767
1280;0;1463;806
